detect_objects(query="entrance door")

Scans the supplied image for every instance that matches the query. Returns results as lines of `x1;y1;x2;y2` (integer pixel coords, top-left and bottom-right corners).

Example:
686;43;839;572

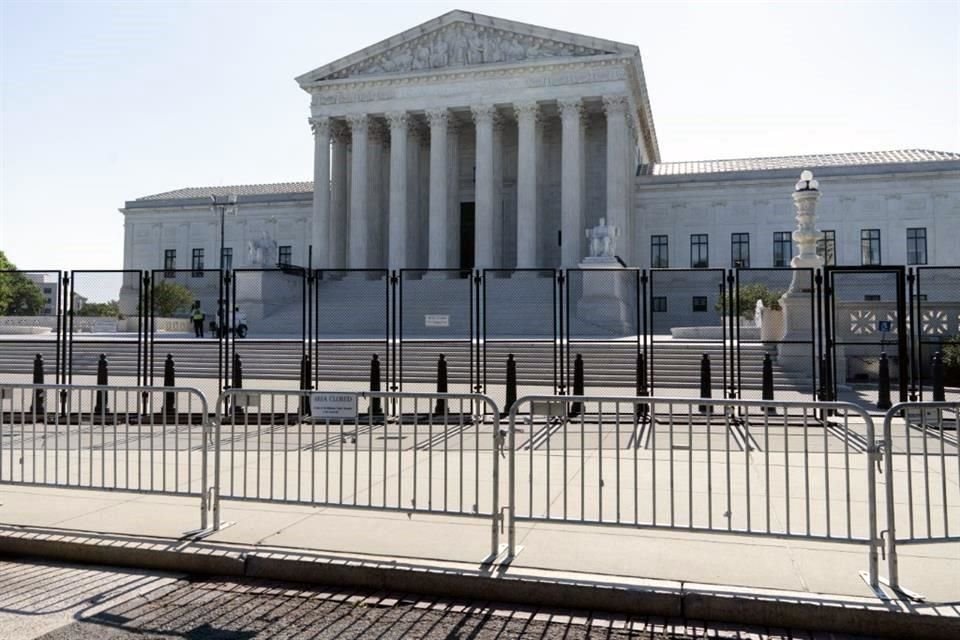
460;202;475;270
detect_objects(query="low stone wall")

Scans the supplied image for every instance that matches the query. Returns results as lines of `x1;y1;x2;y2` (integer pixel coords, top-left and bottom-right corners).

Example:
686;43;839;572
671;324;760;340
0;316;191;334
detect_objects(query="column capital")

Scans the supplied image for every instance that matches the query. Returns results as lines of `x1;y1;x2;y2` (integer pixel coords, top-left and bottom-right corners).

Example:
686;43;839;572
601;95;629;115
557;98;584;119
309;116;331;137
385;111;409;131
346;114;369;134
470;104;497;125
514;101;541;124
425;107;449;128
369;120;389;144
331;120;351;144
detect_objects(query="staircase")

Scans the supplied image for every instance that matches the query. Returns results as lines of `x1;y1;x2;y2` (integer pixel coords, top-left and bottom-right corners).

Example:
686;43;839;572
0;337;811;392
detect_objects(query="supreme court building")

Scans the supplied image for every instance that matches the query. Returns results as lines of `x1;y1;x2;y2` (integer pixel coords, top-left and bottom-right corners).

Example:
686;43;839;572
121;10;960;279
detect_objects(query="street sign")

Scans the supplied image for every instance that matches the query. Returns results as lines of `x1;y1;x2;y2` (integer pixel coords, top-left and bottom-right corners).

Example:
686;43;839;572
309;392;358;419
877;320;893;333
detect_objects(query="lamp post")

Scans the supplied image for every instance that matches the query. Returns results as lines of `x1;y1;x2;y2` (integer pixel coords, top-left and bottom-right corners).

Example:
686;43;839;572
210;194;239;272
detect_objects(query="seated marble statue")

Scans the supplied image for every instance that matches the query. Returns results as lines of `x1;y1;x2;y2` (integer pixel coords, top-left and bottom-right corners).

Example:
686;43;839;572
247;232;278;267
585;218;620;258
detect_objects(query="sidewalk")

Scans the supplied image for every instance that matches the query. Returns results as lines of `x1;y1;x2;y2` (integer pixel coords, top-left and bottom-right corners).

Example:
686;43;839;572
1;484;957;638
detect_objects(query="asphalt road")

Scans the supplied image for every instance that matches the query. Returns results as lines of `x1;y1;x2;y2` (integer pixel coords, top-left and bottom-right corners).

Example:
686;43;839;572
0;557;871;640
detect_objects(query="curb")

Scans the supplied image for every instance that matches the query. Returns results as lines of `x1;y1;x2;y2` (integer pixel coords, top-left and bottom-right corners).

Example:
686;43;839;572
1;530;957;640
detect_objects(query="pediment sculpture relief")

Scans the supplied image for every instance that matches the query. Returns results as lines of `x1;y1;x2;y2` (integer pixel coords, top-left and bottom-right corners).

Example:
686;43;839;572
325;24;613;79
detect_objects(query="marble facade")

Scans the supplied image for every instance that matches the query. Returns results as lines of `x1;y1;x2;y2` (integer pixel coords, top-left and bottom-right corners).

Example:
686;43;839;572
120;11;960;281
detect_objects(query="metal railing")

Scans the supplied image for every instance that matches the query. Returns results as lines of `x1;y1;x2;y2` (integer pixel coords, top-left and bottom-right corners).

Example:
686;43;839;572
212;389;502;558
506;394;881;585
881;401;960;593
0;383;213;531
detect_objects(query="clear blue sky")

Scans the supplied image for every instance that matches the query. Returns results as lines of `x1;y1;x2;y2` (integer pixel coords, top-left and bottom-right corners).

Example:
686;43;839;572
2;0;958;276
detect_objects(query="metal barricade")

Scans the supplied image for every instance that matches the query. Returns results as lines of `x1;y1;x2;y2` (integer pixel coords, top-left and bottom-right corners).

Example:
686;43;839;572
0;383;213;532
881;401;960;595
213;389;502;558
507;394;880;586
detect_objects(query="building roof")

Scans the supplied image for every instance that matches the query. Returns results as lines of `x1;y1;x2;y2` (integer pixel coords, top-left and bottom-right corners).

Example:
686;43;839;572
135;181;313;202
639;149;960;177
127;148;960;207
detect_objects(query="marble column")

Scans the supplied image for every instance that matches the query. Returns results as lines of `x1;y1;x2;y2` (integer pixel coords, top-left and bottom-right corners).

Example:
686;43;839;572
347;114;369;269
386;112;409;271
559;98;584;268
472;104;496;270
330;122;349;270
603;96;629;261
515;102;540;268
368;121;387;268
426;108;449;269
309;116;331;269
446;120;460;269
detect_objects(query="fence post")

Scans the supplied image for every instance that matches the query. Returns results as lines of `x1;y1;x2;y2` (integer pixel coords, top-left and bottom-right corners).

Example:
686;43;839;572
699;353;713;414
635;353;649;420
231;353;243;418
876;352;892;410
94;354;108;415
299;354;312;415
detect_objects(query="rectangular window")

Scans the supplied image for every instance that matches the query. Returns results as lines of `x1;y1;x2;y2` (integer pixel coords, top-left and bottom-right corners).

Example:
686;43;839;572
817;230;836;266
861;229;881;265
730;233;750;268
650;235;669;268
278;245;292;267
773;231;793;267
864;295;881;301
221;247;233;271
191;248;204;276
164;249;176;278
692;296;708;312
906;227;927;265
652;296;667;313
690;234;709;268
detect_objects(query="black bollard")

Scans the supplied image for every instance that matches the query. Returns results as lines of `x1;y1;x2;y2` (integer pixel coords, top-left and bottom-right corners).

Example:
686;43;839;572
502;354;517;418
433;354;448;415
30;354;45;415
94;354;109;415
569;354;584;418
370;354;383;416
877;352;892;410
762;353;776;415
231;352;244;417
698;353;713;414
932;351;946;402
635;353;649;420
162;354;176;419
299;354;312;416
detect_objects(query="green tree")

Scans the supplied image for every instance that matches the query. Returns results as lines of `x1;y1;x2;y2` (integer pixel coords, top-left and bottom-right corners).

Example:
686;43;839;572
0;250;45;315
77;300;121;317
151;281;194;317
716;283;784;319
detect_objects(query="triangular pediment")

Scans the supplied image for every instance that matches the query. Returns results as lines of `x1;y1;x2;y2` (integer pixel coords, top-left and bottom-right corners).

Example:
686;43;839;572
297;10;637;85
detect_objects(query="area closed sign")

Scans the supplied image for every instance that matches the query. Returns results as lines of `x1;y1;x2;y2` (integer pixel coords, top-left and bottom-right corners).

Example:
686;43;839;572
425;314;450;328
309;393;358;419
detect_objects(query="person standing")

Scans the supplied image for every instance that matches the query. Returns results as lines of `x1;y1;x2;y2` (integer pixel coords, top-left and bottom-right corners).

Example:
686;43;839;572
191;301;205;338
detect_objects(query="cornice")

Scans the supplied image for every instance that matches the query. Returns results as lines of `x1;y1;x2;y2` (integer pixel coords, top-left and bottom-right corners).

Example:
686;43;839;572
307;55;633;97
